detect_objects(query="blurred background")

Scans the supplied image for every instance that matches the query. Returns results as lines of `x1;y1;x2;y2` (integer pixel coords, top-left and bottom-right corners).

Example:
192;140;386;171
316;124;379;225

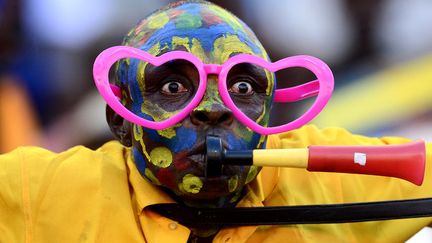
1;0;432;151
1;0;432;240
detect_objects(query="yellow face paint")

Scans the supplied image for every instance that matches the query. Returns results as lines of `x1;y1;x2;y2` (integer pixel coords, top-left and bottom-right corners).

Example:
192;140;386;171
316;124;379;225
256;134;267;149
192;78;221;113
172;36;190;51
144;168;161;185
212;34;254;64
229;189;243;203
228;175;239;192
155;125;180;139
191;38;207;63
255;44;274;95
179;174;203;194
171;36;208;63
149;146;173;168
133;125;151;161
147;12;170;29
140;100;182;139
245;165;259;184
136;42;161;92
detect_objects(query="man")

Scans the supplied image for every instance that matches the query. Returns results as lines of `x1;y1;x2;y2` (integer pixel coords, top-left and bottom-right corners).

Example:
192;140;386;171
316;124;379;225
1;1;431;242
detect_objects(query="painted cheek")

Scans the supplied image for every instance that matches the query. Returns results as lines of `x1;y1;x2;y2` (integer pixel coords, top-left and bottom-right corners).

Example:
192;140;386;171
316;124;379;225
143;127;198;153
230;125;255;143
226;132;261;150
132;143;164;186
132;147;148;175
171;127;198;152
173;152;191;171
132;125;151;161
149;146;173;168
156;169;177;189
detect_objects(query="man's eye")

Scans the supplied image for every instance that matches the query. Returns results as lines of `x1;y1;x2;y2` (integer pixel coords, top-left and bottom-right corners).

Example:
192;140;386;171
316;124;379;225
229;81;254;95
161;81;188;94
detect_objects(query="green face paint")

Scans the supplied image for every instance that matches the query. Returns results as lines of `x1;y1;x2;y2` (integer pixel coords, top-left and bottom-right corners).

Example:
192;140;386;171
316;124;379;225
175;12;203;29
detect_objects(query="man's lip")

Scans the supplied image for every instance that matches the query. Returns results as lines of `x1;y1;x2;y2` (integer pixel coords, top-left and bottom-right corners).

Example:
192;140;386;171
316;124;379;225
187;140;230;157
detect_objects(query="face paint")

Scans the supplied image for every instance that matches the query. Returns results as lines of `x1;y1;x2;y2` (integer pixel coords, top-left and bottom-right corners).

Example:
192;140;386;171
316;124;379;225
245;165;259;184
228;175;239;192
180;174;203;194
117;2;274;207
149;147;173;168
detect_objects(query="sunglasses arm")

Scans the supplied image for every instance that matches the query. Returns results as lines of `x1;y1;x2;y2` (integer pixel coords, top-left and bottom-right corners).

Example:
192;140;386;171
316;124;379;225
273;80;319;102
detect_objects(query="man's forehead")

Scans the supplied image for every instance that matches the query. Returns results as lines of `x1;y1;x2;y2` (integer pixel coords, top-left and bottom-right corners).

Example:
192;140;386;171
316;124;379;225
124;2;266;61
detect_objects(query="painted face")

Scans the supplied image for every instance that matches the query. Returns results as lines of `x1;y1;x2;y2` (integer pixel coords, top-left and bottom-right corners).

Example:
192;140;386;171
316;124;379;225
116;2;274;207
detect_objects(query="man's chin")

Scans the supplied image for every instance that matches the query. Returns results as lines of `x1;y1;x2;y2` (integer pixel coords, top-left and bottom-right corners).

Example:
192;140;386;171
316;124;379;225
168;182;245;208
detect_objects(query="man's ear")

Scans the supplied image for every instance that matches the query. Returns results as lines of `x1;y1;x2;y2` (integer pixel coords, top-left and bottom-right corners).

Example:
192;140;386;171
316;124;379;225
106;105;132;146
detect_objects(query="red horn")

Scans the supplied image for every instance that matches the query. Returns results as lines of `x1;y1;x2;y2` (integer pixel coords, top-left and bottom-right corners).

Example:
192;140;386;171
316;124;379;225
308;140;426;185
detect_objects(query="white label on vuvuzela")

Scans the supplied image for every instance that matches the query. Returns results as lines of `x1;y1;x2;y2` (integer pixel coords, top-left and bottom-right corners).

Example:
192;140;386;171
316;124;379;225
354;153;367;166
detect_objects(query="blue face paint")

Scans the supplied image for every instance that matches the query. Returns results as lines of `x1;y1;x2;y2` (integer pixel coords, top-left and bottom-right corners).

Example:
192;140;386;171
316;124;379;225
143;126;198;153
133;146;147;175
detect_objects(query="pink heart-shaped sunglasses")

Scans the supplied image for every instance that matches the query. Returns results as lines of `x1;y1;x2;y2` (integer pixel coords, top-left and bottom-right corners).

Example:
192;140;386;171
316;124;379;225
93;46;334;135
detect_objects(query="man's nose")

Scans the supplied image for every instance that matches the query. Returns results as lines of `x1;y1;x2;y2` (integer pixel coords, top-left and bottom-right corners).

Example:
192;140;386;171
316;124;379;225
190;75;234;126
190;105;234;126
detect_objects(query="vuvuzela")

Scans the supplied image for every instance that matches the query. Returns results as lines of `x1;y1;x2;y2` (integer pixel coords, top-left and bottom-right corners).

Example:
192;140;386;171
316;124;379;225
206;135;426;185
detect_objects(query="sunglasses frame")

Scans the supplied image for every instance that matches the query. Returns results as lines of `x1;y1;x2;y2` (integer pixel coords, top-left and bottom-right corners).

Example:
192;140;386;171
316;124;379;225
93;46;334;135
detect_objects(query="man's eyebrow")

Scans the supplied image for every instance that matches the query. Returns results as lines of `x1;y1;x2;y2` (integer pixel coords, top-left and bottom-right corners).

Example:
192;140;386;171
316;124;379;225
230;63;267;78
227;52;266;74
146;59;193;71
143;60;198;86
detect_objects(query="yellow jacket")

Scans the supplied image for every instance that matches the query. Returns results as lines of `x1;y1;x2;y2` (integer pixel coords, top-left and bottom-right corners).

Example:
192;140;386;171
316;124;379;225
1;125;431;243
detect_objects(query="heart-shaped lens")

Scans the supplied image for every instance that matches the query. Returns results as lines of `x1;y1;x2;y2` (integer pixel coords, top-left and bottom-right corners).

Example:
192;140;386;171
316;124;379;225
219;54;334;135
93;47;207;130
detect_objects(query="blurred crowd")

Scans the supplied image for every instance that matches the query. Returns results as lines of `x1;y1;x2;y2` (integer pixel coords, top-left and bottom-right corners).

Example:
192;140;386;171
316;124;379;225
1;0;432;151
